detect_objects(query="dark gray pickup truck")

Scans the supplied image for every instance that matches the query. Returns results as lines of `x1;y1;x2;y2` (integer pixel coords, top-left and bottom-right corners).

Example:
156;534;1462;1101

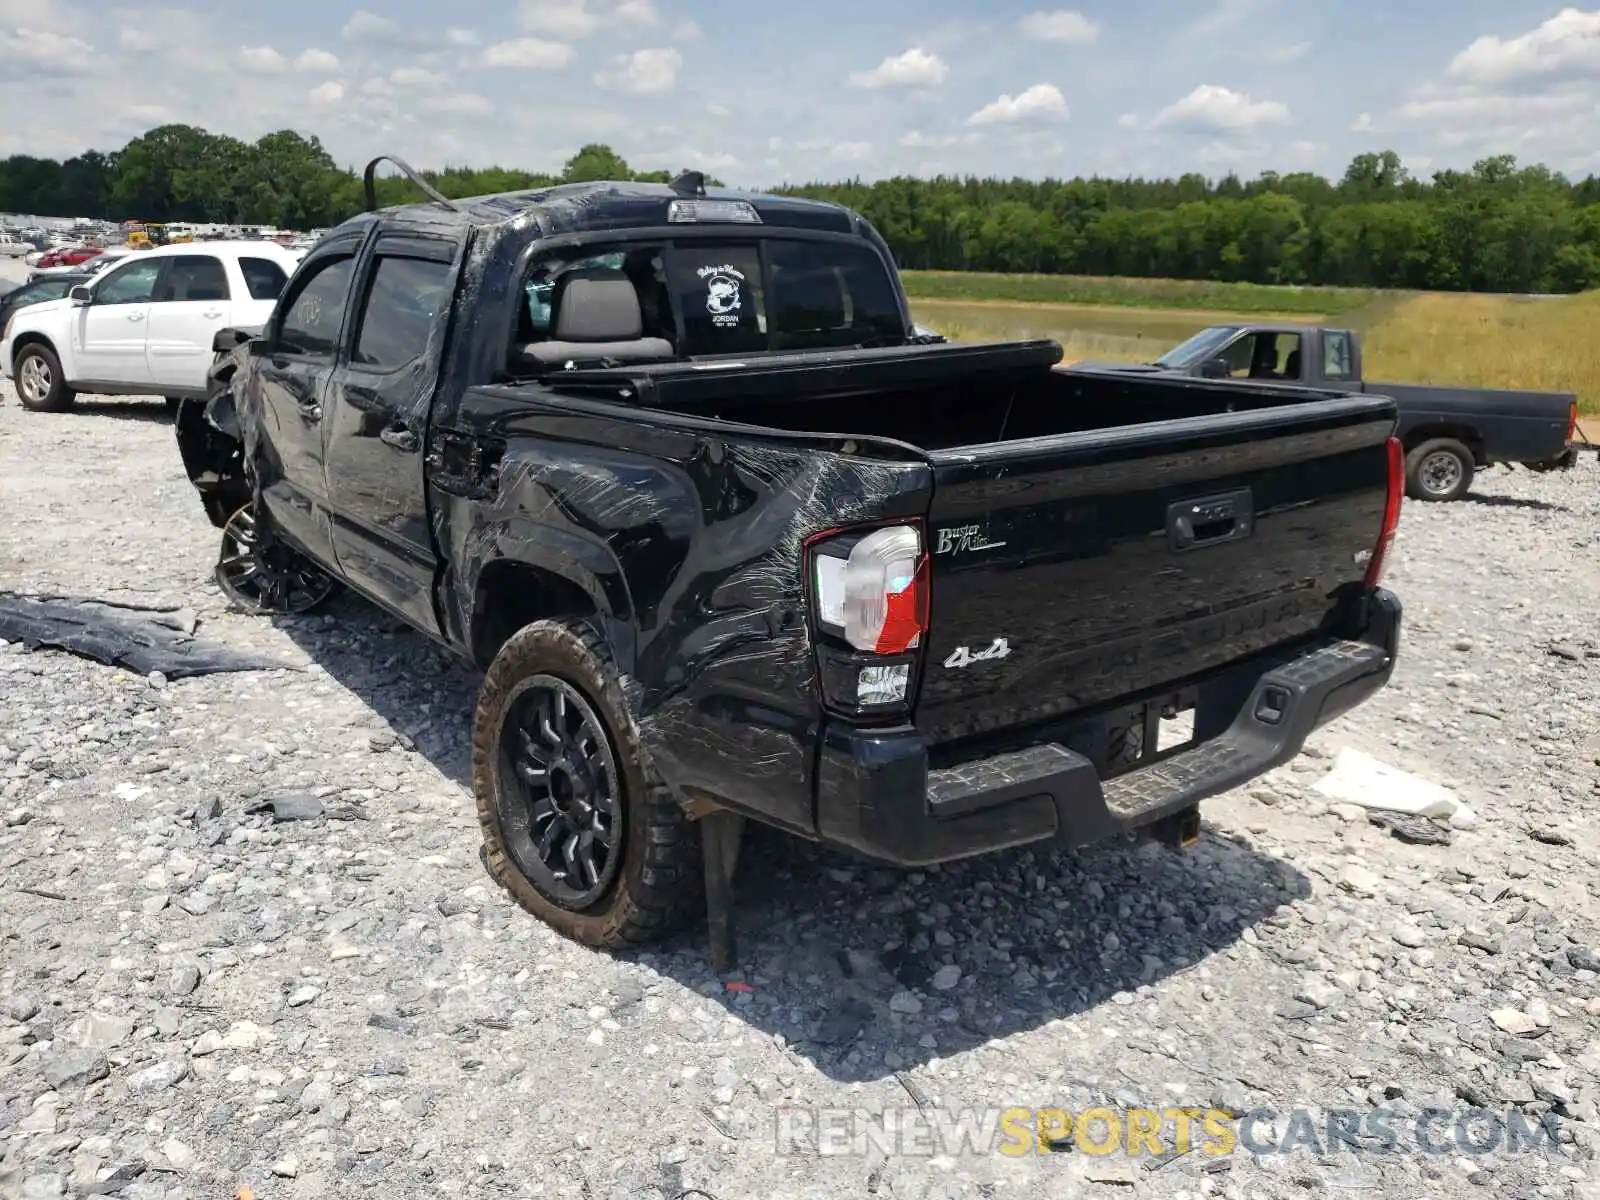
1078;323;1583;501
175;163;1405;963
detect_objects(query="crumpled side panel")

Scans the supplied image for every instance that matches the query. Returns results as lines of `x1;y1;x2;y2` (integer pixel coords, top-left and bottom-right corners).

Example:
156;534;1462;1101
438;386;930;834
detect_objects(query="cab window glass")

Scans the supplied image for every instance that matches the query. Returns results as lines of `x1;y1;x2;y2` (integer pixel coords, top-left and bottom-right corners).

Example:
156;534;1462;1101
277;255;357;358
666;244;766;355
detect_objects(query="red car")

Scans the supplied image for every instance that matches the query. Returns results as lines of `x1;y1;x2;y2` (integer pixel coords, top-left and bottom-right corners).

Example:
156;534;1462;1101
34;246;101;269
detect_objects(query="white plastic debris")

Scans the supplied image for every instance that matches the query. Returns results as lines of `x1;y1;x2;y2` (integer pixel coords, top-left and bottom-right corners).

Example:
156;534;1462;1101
1312;747;1475;828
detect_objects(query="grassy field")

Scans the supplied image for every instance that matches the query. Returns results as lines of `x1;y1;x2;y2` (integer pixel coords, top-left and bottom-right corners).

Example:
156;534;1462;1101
908;276;1600;416
900;269;1377;316
1362;290;1599;416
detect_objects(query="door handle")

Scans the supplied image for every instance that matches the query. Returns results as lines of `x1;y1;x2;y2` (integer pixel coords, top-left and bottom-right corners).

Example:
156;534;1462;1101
1167;488;1253;551
379;426;419;452
127;312;145;321
298;403;322;422
202;309;223;319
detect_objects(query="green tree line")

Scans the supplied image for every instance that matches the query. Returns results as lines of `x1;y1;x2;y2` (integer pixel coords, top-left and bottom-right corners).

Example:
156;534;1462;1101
4;125;1599;293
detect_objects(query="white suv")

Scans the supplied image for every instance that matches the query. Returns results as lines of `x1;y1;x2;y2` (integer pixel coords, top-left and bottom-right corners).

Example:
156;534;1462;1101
2;241;300;412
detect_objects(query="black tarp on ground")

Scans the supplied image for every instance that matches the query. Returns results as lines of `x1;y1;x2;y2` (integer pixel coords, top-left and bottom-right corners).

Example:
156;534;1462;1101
0;592;289;679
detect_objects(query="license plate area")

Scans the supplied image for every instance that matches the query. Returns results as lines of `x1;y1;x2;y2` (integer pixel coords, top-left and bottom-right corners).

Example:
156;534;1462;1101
1099;687;1199;778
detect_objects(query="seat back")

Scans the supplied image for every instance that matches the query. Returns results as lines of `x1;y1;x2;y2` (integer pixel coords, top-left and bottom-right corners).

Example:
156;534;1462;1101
516;267;675;369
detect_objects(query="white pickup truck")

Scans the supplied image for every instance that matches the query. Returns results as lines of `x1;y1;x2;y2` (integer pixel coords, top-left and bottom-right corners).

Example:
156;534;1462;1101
2;241;300;412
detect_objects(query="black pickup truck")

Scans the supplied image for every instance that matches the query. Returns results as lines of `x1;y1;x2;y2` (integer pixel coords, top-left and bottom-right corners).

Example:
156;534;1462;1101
1078;323;1582;501
176;161;1404;961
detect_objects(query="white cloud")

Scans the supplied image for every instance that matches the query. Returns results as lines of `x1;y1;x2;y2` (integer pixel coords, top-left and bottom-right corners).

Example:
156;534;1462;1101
847;47;948;89
1446;7;1600;88
481;38;576;69
237;45;288;72
518;0;601;37
833;141;874;160
1394;87;1591;124
0;27;93;72
340;10;395;40
1181;0;1267;40
237;45;339;73
1116;112;1139;128
705;102;729;117
308;80;345;105
593;46;680;93
1384;10;1600;167
1265;41;1309;63
899;130;982;148
390;66;443;86
428;92;493;115
1351;112;1373;132
445;28;478;46
967;84;1068;126
615;0;660;25
1148;84;1289;133
631;146;738;172
1016;10;1101;43
294;48;340;72
517;0;657;39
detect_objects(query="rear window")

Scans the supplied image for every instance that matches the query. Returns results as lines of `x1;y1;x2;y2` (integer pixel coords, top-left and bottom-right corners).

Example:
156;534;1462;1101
239;257;289;301
513;235;907;365
158;255;229;302
667;239;903;355
667;244;767;355
766;239;904;351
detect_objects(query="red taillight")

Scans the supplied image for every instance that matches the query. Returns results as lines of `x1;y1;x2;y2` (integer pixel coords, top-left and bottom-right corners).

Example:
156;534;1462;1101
806;523;929;713
1567;400;1578;443
807;524;928;653
872;553;930;654
1364;435;1404;588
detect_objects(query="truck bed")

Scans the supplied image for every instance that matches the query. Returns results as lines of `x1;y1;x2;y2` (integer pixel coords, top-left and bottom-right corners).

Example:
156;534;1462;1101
505;340;1399;750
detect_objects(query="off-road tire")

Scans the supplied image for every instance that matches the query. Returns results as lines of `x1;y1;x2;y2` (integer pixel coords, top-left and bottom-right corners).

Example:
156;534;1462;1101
1405;437;1474;502
472;618;704;948
13;344;75;412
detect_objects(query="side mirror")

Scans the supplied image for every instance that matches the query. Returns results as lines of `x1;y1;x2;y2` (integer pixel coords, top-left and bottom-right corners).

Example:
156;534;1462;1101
1198;357;1229;379
68;285;92;305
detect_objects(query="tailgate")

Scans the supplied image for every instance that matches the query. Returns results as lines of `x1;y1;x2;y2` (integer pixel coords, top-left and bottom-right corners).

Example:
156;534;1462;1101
916;396;1396;746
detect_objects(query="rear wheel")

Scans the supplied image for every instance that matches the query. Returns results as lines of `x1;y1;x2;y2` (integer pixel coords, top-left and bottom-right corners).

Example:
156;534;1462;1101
13;344;74;412
1405;438;1474;502
214;501;337;614
472;618;703;949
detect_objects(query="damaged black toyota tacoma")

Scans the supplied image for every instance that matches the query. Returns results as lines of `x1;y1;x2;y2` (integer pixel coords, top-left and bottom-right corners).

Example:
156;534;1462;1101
176;158;1405;962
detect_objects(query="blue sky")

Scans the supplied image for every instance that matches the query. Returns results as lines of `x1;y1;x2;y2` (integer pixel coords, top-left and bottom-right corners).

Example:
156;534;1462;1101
2;0;1597;184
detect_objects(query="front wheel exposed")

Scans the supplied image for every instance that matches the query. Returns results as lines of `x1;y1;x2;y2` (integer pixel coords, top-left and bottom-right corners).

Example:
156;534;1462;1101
214;502;337;614
472;618;704;949
13;344;75;412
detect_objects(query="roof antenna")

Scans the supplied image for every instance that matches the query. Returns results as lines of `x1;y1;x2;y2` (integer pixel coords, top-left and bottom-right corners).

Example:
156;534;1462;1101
669;170;707;197
362;154;464;213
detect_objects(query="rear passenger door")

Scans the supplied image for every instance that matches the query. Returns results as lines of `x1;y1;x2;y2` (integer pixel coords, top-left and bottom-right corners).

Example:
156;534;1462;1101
323;232;460;635
144;253;231;394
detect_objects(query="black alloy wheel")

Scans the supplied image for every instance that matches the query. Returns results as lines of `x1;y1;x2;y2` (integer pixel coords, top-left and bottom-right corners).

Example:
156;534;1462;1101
494;673;624;908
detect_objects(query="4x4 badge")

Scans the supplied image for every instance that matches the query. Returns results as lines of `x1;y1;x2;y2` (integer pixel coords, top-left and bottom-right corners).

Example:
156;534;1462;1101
944;638;1011;669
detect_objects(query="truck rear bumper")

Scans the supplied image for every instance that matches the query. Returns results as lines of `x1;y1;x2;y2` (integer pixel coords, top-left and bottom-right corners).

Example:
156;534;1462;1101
814;587;1401;867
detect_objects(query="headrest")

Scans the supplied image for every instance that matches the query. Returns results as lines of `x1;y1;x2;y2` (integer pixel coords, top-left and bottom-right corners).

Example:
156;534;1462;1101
551;268;643;342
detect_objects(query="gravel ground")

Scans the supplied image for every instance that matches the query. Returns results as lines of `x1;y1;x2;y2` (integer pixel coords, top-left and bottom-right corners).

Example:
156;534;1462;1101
0;380;1598;1200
